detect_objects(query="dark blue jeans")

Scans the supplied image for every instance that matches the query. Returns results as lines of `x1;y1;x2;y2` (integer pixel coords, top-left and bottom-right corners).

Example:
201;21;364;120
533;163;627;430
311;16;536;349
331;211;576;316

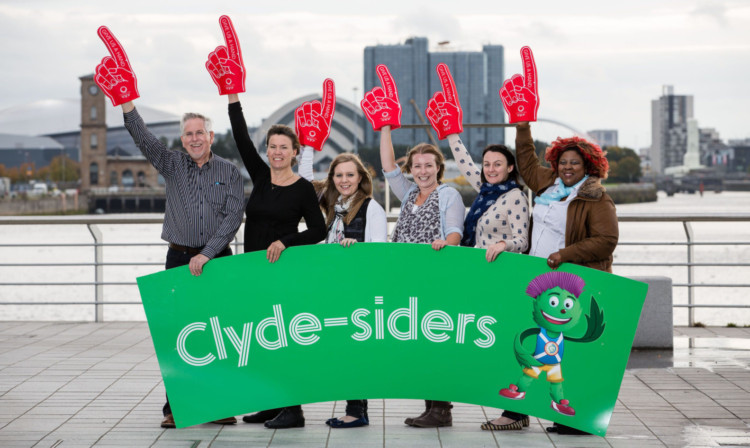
345;400;368;419
163;246;232;417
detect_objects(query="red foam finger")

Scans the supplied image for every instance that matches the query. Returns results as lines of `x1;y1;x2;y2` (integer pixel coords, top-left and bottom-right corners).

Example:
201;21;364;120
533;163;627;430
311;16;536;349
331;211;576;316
206;61;221;78
219;15;243;65
94;74;111;90
376;64;399;100
433;92;447;106
209;52;222;67
436;63;459;105
371;86;386;100
321;79;336;122
510;74;525;90
215;46;229;61
500;88;512;104
426;98;440;115
295;107;305;128
425;107;439;123
310;101;323;117
520;46;538;95
97;26;132;72
303;102;314;123
360;98;373;114
101;56;118;71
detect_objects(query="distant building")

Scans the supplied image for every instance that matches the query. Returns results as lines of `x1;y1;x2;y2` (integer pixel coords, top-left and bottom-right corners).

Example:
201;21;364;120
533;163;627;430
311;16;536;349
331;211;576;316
363;37;504;157
0;99;180;168
587;129;618;148
650;85;694;174
700;128;732;170
0;134;70;170
731;145;750;173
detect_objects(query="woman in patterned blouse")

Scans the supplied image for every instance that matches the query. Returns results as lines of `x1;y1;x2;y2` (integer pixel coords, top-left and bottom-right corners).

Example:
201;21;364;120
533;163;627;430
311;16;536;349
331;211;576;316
447;135;529;261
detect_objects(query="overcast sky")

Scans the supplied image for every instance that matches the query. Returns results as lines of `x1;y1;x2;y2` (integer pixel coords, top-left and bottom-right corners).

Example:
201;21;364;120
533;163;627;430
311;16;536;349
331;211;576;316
1;0;748;150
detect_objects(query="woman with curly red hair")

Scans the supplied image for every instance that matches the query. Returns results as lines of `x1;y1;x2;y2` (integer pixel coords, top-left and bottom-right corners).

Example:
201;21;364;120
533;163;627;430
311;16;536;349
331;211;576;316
517;123;617;272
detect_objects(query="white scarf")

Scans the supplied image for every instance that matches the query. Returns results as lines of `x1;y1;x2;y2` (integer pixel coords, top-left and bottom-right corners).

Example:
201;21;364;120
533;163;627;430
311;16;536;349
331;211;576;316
325;195;353;244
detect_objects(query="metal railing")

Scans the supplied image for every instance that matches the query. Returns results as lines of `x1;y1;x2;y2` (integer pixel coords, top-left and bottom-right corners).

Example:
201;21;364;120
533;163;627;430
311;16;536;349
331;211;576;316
1;213;749;325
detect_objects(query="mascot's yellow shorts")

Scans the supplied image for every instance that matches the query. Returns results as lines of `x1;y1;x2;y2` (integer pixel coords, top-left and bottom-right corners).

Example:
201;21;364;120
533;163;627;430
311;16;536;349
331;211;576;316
523;364;563;383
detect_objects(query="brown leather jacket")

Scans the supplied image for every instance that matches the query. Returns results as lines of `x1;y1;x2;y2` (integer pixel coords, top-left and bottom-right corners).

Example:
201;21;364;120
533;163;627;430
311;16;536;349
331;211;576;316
515;123;618;272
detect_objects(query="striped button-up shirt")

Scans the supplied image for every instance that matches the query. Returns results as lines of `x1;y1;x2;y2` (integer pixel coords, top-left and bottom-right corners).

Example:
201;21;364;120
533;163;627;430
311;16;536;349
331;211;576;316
124;108;244;259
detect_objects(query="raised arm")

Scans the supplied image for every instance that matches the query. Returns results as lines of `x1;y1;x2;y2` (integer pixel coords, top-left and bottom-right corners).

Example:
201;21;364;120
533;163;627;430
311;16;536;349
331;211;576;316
514;122;556;194
447;134;482;192
227;98;269;183
298;146;315;182
379;126;397;172
380;127;413;201
122;107;172;174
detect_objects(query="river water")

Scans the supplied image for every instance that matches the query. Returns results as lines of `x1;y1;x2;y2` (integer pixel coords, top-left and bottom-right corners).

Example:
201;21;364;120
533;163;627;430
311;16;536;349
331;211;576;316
1;191;748;325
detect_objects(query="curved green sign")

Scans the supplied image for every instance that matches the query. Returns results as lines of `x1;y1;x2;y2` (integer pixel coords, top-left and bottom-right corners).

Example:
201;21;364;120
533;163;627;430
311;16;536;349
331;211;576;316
137;243;647;435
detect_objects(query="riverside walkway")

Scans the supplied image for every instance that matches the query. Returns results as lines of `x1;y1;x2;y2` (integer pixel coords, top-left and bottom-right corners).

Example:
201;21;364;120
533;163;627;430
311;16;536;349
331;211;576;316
1;322;749;447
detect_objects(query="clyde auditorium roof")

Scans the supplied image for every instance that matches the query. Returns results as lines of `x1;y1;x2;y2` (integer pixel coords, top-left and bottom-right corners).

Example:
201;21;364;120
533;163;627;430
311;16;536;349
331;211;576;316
0;99;179;137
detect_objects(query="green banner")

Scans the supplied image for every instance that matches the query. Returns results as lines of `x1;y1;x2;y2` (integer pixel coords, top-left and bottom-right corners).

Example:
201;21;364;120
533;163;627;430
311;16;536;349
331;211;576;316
137;243;647;435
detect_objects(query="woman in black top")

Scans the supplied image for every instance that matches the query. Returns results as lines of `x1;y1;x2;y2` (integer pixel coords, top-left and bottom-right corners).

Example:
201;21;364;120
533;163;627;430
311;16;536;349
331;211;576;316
227;93;326;428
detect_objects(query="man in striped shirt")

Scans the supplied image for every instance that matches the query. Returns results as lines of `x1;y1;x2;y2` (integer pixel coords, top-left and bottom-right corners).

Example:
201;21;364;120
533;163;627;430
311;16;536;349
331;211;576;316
120;100;244;427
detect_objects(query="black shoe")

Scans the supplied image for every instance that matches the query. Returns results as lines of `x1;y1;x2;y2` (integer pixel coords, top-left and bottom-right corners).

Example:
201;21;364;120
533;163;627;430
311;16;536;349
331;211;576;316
546;422;591;435
326;416;369;428
264;407;305;429
243;408;282;424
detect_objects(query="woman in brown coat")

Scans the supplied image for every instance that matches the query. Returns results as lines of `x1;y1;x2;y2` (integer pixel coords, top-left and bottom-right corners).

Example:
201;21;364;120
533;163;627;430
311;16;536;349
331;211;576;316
515;122;618;272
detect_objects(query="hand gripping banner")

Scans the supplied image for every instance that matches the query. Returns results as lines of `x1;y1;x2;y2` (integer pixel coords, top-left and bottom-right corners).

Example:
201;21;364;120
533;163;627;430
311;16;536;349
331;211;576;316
500;46;539;123
205;15;246;95
425;63;463;140
295;79;336;151
94;26;140;107
137;244;647;435
361;65;402;131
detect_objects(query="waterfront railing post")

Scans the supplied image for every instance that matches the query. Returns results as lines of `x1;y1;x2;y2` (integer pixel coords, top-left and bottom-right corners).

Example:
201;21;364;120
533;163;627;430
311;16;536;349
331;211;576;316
87;224;104;323
683;221;695;327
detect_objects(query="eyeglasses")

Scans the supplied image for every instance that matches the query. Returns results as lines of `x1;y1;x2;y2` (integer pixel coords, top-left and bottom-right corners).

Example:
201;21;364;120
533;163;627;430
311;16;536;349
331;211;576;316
183;130;208;138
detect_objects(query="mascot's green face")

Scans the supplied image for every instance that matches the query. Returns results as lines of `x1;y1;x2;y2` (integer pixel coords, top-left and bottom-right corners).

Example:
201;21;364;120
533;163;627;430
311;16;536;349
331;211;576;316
532;286;582;333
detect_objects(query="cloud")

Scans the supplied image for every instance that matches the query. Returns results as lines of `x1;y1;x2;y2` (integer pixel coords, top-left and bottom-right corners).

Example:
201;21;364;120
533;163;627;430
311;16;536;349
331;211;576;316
691;1;729;26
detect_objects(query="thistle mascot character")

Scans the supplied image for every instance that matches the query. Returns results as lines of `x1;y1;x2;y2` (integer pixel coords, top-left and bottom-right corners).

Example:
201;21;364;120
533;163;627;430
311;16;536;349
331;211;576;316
499;272;605;417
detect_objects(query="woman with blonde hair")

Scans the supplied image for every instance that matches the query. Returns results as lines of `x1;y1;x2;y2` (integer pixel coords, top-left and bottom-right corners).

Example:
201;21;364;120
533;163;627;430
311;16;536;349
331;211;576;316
300;150;387;247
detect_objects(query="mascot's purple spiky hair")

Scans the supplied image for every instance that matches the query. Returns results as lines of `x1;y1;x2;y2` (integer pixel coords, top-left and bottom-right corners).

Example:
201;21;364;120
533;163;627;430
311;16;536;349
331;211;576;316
526;272;585;298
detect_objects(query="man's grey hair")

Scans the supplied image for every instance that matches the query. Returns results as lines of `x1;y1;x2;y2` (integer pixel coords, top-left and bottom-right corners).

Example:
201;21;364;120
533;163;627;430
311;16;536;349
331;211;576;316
180;112;213;134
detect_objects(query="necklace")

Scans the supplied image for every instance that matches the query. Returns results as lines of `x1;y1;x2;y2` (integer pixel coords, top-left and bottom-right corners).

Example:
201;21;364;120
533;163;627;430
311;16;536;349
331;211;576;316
272;172;295;189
